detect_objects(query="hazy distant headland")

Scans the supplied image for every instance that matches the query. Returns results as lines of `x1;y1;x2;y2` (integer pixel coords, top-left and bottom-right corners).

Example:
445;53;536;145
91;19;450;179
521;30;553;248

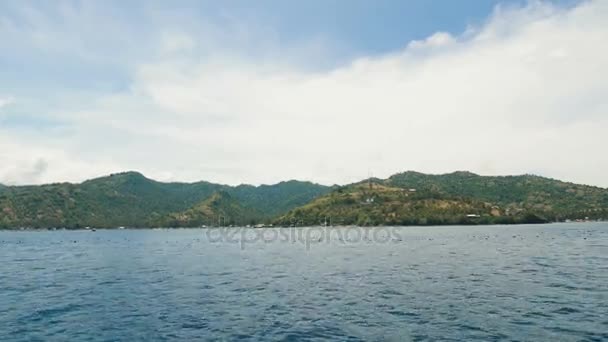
0;171;606;229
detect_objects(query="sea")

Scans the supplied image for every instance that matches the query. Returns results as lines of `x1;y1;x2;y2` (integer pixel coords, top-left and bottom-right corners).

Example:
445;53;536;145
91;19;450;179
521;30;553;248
1;223;607;341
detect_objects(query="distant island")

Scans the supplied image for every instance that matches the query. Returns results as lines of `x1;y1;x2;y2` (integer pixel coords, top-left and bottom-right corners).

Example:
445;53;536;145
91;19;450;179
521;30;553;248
0;171;606;229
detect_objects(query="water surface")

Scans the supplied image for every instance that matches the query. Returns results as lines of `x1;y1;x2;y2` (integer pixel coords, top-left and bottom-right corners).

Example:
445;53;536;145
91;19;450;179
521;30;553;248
1;223;607;341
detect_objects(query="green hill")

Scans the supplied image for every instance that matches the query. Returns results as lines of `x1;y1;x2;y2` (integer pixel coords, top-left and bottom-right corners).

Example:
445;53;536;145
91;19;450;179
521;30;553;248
274;182;547;226
151;191;262;227
230;180;332;217
275;172;608;226
1;170;606;229
386;171;608;221
0;172;329;229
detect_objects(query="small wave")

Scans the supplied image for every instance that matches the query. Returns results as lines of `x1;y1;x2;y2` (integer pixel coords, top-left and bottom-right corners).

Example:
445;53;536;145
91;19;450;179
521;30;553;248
520;268;539;273
554;307;581;315
523;311;552;318
21;303;84;322
387;310;419;318
458;324;486;332
181;321;209;330
510;319;536;326
547;283;579;291
378;289;404;297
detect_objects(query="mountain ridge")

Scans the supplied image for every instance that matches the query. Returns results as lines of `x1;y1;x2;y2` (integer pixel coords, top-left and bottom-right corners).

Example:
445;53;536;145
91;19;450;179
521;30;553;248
275;172;608;226
1;170;606;190
0;171;330;229
1;170;606;229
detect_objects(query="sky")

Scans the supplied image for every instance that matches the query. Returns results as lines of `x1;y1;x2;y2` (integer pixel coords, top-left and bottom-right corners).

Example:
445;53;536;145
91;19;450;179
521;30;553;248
1;0;607;187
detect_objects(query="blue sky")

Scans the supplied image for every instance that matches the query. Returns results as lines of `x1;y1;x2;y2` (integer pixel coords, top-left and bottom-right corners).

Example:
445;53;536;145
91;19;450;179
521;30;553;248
1;0;577;95
1;0;607;186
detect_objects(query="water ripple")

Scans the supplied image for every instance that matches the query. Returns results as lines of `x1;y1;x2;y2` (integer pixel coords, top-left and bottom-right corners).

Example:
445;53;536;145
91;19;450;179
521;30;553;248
0;223;606;341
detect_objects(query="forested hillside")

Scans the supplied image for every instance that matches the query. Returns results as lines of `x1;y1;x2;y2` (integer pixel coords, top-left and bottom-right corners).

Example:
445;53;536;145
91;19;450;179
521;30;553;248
1;171;606;229
0;172;329;228
276;172;608;226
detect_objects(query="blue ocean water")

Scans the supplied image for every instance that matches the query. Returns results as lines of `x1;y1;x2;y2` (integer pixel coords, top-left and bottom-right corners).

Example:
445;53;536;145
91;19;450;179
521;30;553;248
1;223;607;341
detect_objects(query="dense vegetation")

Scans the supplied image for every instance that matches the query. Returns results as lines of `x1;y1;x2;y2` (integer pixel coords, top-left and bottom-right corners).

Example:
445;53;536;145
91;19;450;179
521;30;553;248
0;172;329;229
1;171;606;229
231;180;334;217
275;172;608;226
151;191;263;227
275;182;551;227
386;171;608;221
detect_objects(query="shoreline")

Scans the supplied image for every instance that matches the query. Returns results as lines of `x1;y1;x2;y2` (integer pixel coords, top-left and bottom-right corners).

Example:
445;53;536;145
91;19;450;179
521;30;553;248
1;221;605;232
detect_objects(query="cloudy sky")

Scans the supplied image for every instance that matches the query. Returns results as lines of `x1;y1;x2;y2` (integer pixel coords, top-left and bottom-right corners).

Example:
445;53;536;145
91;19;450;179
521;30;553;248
0;0;606;187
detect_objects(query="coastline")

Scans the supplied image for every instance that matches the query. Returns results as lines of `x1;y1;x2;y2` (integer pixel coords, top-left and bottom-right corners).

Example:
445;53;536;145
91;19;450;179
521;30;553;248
1;220;604;232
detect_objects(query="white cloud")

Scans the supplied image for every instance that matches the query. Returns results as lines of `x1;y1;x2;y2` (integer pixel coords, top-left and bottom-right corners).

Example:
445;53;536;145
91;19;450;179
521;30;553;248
0;135;121;185
1;0;608;187
0;97;13;109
